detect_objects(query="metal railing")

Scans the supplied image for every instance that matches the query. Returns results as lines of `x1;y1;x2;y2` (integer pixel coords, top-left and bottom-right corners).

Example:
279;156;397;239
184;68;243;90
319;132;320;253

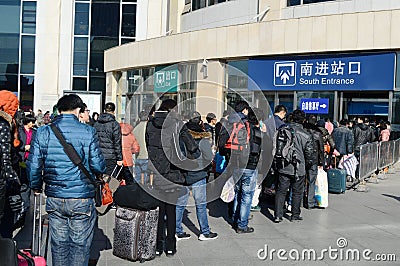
395;139;400;164
378;140;395;170
359;142;379;180
358;138;400;180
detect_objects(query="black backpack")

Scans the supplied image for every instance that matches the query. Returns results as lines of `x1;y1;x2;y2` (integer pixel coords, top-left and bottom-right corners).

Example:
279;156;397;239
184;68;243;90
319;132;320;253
272;126;298;169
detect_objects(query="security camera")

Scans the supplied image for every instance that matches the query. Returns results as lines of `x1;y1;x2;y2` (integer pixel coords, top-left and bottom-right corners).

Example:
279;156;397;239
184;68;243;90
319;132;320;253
202;59;208;67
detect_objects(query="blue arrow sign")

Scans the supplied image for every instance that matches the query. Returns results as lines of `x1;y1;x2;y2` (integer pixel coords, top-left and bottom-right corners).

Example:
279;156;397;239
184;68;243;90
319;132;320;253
300;98;329;114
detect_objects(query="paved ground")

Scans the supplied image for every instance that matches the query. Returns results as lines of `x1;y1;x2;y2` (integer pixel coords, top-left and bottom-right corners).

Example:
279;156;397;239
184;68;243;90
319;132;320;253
14;164;400;265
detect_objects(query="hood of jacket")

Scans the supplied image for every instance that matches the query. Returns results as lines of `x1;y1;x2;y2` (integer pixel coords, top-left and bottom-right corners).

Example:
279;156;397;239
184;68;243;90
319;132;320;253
357;123;369;131
228;112;246;124
120;122;133;135
151;111;178;129
189;130;212;140
0;90;19;117
97;113;116;123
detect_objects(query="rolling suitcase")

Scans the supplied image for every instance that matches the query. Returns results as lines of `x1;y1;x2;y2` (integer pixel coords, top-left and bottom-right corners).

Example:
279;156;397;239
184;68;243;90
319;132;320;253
327;157;347;193
113;206;159;262
0;237;18;266
18;193;46;266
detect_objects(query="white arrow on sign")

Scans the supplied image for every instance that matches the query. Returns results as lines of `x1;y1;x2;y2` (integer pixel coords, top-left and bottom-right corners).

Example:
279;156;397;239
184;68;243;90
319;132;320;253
280;72;290;84
320;104;327;109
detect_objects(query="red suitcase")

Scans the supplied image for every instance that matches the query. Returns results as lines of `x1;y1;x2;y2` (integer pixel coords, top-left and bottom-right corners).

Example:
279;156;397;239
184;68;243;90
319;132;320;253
18;250;46;266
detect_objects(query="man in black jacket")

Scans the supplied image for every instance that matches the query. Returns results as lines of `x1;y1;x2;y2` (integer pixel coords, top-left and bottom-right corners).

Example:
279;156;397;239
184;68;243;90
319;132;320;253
332;119;354;159
146;99;199;257
303;115;324;209
221;101;262;234
353;116;374;160
94;102;123;175
274;110;313;222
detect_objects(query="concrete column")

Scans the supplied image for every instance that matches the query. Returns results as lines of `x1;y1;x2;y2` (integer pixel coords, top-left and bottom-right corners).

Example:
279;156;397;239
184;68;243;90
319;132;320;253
195;60;225;120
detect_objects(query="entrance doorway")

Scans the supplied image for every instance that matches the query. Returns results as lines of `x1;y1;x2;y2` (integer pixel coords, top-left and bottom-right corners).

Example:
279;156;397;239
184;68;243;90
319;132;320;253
341;91;389;123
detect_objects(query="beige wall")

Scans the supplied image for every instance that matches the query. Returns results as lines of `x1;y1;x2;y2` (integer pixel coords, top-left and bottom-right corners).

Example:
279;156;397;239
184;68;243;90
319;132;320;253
105;9;400;73
195;60;226;120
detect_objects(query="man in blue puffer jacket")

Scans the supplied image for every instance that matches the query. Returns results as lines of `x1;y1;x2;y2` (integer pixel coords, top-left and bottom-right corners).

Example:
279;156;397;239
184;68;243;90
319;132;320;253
27;94;106;266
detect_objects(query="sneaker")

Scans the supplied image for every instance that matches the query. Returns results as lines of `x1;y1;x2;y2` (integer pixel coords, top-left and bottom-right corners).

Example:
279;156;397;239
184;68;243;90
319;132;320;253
176;232;191;241
155;250;162;257
250;205;261;212
166;250;176;257
274;217;283;223
198;232;218;241
236;226;254;234
290;216;303;222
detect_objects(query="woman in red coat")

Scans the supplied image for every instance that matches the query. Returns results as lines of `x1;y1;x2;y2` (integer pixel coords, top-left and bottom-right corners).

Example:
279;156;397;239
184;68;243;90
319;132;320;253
120;121;140;184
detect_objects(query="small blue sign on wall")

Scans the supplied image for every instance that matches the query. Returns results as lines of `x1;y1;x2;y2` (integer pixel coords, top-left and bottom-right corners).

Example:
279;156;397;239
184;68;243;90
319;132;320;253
300;98;329;114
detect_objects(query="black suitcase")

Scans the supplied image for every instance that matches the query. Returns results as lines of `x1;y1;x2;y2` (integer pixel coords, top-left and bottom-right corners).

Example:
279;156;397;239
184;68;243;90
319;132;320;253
113;206;159;262
0;237;18;266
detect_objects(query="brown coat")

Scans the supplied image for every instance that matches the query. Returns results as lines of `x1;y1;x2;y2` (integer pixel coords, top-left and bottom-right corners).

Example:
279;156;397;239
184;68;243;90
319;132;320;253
120;122;140;167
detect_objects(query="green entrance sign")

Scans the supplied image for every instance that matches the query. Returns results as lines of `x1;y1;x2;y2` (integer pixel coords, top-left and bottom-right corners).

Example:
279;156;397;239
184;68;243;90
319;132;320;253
154;68;178;93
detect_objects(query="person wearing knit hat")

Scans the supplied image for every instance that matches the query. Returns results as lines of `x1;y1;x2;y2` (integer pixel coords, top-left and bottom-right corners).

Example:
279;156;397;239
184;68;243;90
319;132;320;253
0;90;23;238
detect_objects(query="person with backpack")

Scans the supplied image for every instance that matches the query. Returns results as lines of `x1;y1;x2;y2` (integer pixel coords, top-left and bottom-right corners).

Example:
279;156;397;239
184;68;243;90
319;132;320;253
303;115;325;209
175;112;218;241
219;101;262;233
146;99;199;256
274;109;313;223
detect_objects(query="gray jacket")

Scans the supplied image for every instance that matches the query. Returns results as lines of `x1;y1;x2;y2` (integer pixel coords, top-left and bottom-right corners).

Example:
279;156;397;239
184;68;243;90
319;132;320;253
278;123;314;177
133;121;148;160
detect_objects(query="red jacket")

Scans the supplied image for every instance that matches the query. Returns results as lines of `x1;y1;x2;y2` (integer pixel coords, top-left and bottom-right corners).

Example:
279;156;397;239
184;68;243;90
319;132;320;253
120;122;140;167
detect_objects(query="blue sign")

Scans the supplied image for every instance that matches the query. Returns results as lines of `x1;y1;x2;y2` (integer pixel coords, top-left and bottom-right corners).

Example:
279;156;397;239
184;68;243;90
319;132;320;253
248;53;395;91
300;98;329;114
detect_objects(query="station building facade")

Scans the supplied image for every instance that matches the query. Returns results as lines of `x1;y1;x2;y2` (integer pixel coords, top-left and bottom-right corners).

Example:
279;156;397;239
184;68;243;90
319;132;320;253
104;0;400;130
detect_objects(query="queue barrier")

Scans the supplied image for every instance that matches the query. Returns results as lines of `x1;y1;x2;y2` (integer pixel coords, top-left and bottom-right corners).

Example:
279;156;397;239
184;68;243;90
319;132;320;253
378;140;395;170
359;142;379;180
358;138;400;181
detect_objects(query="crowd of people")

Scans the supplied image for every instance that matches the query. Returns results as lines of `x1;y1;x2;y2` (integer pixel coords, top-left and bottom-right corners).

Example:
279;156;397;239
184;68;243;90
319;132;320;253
0;90;395;265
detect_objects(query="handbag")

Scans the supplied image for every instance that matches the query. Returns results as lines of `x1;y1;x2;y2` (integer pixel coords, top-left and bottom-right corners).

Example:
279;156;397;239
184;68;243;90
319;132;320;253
50;124;103;207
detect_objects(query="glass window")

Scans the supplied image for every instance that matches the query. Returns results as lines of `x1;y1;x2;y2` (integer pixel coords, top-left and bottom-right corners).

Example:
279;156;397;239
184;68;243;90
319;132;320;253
20;36;35;74
228;60;248;90
0;34;19;70
20;75;34;110
74;3;90;35
121;4;136;37
91;3;120;37
89;37;118;74
121;38;135;45
209;0;226;6
180;63;197;91
73;37;88;76
0;73;18;92
0;0;20;34
73;77;87;91
393;92;400;125
278;93;294;114
127;69;140;93
287;0;335;6
22;1;36;34
192;0;207;11
142;68;154;92
179;91;196;115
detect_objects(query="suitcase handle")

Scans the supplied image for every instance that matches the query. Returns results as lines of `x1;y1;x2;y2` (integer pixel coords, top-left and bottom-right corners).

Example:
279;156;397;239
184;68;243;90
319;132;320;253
110;165;123;179
32;193;43;255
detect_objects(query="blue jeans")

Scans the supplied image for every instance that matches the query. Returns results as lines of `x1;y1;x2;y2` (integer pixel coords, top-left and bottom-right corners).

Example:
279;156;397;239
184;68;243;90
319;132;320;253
46;197;96;266
176;178;210;235
232;169;257;229
134;159;148;184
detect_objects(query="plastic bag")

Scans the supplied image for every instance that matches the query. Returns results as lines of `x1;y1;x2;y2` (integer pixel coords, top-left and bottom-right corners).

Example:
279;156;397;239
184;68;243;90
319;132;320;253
220;176;235;203
315;168;329;208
